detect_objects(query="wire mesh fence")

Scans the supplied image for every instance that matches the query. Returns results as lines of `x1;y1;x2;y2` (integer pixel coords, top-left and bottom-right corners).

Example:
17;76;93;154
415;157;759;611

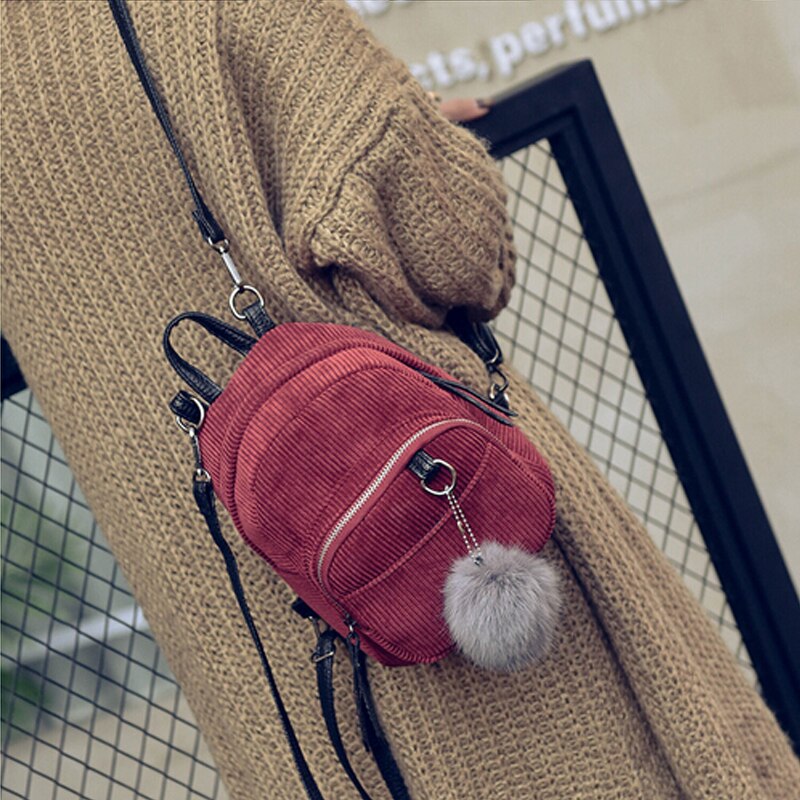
496;143;756;679
1;391;226;800
1;140;755;798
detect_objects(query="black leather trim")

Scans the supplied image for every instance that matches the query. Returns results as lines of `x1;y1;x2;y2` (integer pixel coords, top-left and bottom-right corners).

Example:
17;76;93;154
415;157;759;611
162;311;256;404
418;371;516;425
242;300;277;337
448;308;504;368
291;597;320;622
169;390;202;424
407;450;439;482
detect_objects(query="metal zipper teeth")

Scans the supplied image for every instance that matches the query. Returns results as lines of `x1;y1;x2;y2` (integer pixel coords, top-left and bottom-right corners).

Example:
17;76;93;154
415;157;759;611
316;417;478;591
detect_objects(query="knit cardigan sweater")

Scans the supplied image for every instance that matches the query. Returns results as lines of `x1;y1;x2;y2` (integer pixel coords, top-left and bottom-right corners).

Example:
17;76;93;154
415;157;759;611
2;2;797;798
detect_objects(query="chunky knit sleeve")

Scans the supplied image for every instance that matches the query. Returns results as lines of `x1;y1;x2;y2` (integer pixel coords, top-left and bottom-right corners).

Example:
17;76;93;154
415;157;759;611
219;0;516;328
304;80;517;326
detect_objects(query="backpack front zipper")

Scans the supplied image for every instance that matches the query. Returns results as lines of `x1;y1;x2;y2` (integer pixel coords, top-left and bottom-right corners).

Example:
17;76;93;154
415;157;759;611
315;417;486;595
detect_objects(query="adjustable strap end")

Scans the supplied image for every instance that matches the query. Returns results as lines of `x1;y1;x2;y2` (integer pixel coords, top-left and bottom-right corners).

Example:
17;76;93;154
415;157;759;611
192;206;225;246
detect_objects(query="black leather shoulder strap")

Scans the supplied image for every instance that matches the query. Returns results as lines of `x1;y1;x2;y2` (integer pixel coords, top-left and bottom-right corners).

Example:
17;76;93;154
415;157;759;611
447;307;504;368
349;639;412;800
447;308;511;407
110;0;278;340
313;631;376;800
108;0;225;244
314;630;411;800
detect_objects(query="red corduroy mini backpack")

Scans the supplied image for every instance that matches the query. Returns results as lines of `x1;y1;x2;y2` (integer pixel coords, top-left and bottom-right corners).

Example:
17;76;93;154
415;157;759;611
111;1;560;797
166;314;559;669
163;308;561;799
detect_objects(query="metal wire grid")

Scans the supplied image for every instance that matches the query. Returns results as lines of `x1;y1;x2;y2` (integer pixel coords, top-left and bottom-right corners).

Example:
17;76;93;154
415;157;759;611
1;391;226;800
495;142;756;681
0;140;756;799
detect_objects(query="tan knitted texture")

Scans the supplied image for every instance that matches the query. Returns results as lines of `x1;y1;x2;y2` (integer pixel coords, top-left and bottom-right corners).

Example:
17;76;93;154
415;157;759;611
1;2;797;798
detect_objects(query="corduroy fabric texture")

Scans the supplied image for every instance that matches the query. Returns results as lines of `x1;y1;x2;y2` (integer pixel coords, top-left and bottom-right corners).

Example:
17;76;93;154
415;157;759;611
194;320;556;665
1;2;797;798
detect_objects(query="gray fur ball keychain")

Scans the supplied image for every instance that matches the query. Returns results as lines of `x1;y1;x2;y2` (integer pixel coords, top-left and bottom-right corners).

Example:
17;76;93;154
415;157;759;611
423;459;562;671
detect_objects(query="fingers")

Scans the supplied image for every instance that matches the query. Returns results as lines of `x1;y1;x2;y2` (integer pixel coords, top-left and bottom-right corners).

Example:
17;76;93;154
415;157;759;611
435;97;492;123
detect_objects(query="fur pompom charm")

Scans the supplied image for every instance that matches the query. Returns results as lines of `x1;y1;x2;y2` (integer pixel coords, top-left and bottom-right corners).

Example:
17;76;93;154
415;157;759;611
443;541;561;671
419;457;560;670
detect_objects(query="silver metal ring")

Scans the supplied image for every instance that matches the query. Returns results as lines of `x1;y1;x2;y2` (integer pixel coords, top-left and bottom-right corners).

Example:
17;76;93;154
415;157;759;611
175;395;206;434
229;284;264;320
421;459;457;496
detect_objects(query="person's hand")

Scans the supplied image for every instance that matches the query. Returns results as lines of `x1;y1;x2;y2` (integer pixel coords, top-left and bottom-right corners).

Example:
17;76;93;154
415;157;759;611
430;95;491;123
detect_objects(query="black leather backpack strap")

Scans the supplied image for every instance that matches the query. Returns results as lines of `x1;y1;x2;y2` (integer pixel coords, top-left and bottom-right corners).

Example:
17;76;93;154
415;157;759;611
311;629;411;800
449;310;503;368
348;638;412;800
108;0;222;242
448;307;511;408
163;311;257;403
312;630;377;800
109;0;276;337
192;478;325;800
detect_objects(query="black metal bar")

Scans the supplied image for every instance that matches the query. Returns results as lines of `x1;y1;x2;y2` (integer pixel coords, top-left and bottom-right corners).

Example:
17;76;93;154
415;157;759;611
1;336;25;401
471;59;800;749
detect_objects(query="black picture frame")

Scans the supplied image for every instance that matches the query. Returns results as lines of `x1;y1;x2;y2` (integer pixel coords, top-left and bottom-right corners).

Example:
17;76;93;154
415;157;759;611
468;59;800;750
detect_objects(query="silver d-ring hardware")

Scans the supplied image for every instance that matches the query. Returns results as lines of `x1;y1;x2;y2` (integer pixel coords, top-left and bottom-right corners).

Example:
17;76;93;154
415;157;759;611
421;459;457;496
175;395;206;434
229;284;264;320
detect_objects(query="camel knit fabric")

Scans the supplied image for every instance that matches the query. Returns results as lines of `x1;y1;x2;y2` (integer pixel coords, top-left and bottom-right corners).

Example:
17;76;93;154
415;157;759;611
2;2;798;798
